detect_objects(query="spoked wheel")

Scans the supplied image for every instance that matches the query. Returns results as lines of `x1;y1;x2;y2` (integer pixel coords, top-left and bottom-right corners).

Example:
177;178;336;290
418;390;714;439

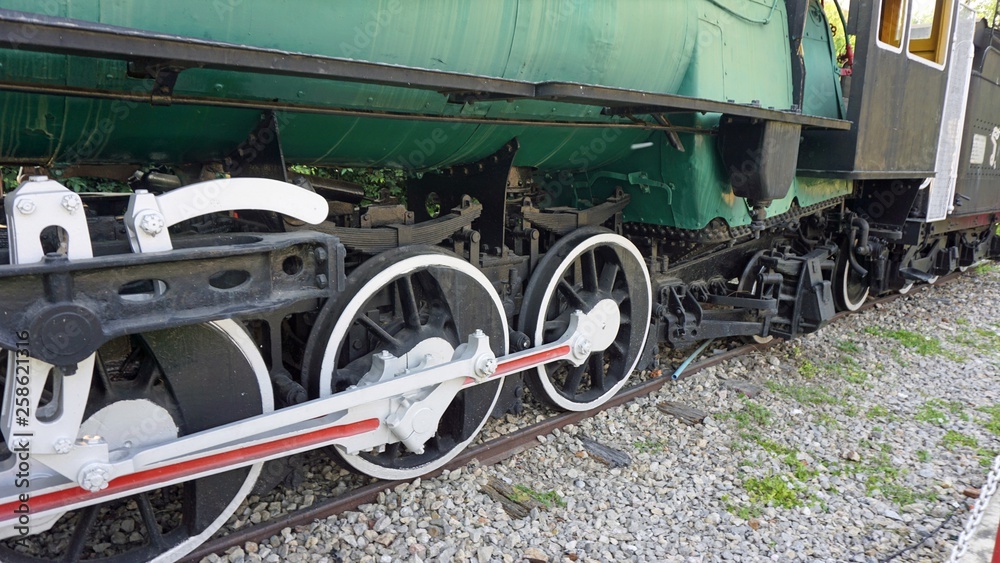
303;246;508;480
519;229;651;412
834;241;870;312
0;320;271;563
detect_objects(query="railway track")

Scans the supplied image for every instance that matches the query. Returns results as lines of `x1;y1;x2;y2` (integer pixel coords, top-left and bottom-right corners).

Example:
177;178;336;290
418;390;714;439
182;276;947;562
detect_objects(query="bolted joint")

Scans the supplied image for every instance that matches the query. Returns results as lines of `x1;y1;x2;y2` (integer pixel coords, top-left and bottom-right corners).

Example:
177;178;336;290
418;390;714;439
61;194;82;214
53;438;74;455
15;198;36;215
474;354;498;380
78;464;113;493
573;338;592;360
138;212;166;236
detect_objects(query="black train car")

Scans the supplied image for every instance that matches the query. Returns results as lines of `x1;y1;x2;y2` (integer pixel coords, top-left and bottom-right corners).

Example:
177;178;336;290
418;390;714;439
802;1;999;299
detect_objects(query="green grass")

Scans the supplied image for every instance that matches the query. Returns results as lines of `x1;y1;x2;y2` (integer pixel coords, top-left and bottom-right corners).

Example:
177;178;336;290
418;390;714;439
766;381;841;405
974;328;1000;352
744;434;795;456
954;332;980;349
976;404;1000;436
511;485;566;508
955;329;1000;356
890;349;909;367
721;494;761;520
873;329;942;355
940;430;978;450
836;340;861;354
915;402;948;425
842;368;868;385
916;449;931;462
743;474;806;509
867;405;891;419
824;356;870;386
798;360;819;379
862;452;934;506
633;440;666;454
719;401;773;429
977;448;1000;468
975;262;998;275
817;412;840;428
942;400;970;421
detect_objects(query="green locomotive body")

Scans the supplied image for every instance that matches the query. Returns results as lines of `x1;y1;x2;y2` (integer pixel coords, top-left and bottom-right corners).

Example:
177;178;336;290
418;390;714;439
0;0;848;229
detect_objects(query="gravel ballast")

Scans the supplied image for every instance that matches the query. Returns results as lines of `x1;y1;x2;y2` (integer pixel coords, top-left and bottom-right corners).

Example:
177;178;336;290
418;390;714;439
206;265;1000;563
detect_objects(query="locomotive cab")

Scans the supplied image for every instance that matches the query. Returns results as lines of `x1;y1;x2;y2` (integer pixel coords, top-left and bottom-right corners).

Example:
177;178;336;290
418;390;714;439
800;0;964;183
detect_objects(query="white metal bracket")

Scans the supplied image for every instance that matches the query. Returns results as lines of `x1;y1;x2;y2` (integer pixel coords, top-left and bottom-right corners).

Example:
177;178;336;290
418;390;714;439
124;178;329;253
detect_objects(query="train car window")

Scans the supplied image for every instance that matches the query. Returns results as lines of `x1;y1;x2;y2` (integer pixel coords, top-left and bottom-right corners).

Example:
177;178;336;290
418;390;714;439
908;0;953;66
878;0;907;49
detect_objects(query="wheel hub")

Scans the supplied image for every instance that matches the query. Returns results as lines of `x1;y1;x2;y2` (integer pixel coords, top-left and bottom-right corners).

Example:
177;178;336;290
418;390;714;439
304;246;508;479
519;229;652;412
78;399;178;463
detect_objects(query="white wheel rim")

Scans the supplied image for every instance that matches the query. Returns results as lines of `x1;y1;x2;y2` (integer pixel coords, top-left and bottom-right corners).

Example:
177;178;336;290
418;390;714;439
532;233;651;412
840;262;870;312
319;254;508;480
154;319;271;563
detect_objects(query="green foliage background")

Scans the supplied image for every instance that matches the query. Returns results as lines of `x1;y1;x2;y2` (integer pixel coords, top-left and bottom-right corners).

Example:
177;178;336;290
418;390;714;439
1;164;405;202
290;165;408;204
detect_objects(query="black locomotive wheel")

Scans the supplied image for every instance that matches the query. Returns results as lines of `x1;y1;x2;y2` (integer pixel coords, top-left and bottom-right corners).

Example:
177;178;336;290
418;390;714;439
303;246;508;480
519;228;651;412
834;241;870;312
736;250;775;343
0;321;271;563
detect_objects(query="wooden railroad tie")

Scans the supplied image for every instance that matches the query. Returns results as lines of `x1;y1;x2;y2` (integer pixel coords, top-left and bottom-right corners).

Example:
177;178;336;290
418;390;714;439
481;476;545;519
579;436;632;468
657;401;708;425
720;379;764;398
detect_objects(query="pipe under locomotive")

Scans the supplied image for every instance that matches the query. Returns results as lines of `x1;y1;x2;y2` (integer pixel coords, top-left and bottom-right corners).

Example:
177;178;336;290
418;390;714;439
0;0;996;560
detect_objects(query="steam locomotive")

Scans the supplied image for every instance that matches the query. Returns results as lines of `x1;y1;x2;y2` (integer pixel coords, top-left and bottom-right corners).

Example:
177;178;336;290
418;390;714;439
0;0;996;560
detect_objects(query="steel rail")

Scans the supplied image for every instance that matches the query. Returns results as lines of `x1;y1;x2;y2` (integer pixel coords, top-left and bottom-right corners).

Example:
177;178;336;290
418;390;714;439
181;273;959;562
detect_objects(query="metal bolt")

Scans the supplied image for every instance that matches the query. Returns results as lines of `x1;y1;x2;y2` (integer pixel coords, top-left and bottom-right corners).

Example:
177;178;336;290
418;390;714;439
78;465;111;492
138;213;165;236
53;438;74;454
61;194;81;214
476;355;498;378
574;339;592;358
378;350;394;360
15;198;36;215
315;274;329;289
